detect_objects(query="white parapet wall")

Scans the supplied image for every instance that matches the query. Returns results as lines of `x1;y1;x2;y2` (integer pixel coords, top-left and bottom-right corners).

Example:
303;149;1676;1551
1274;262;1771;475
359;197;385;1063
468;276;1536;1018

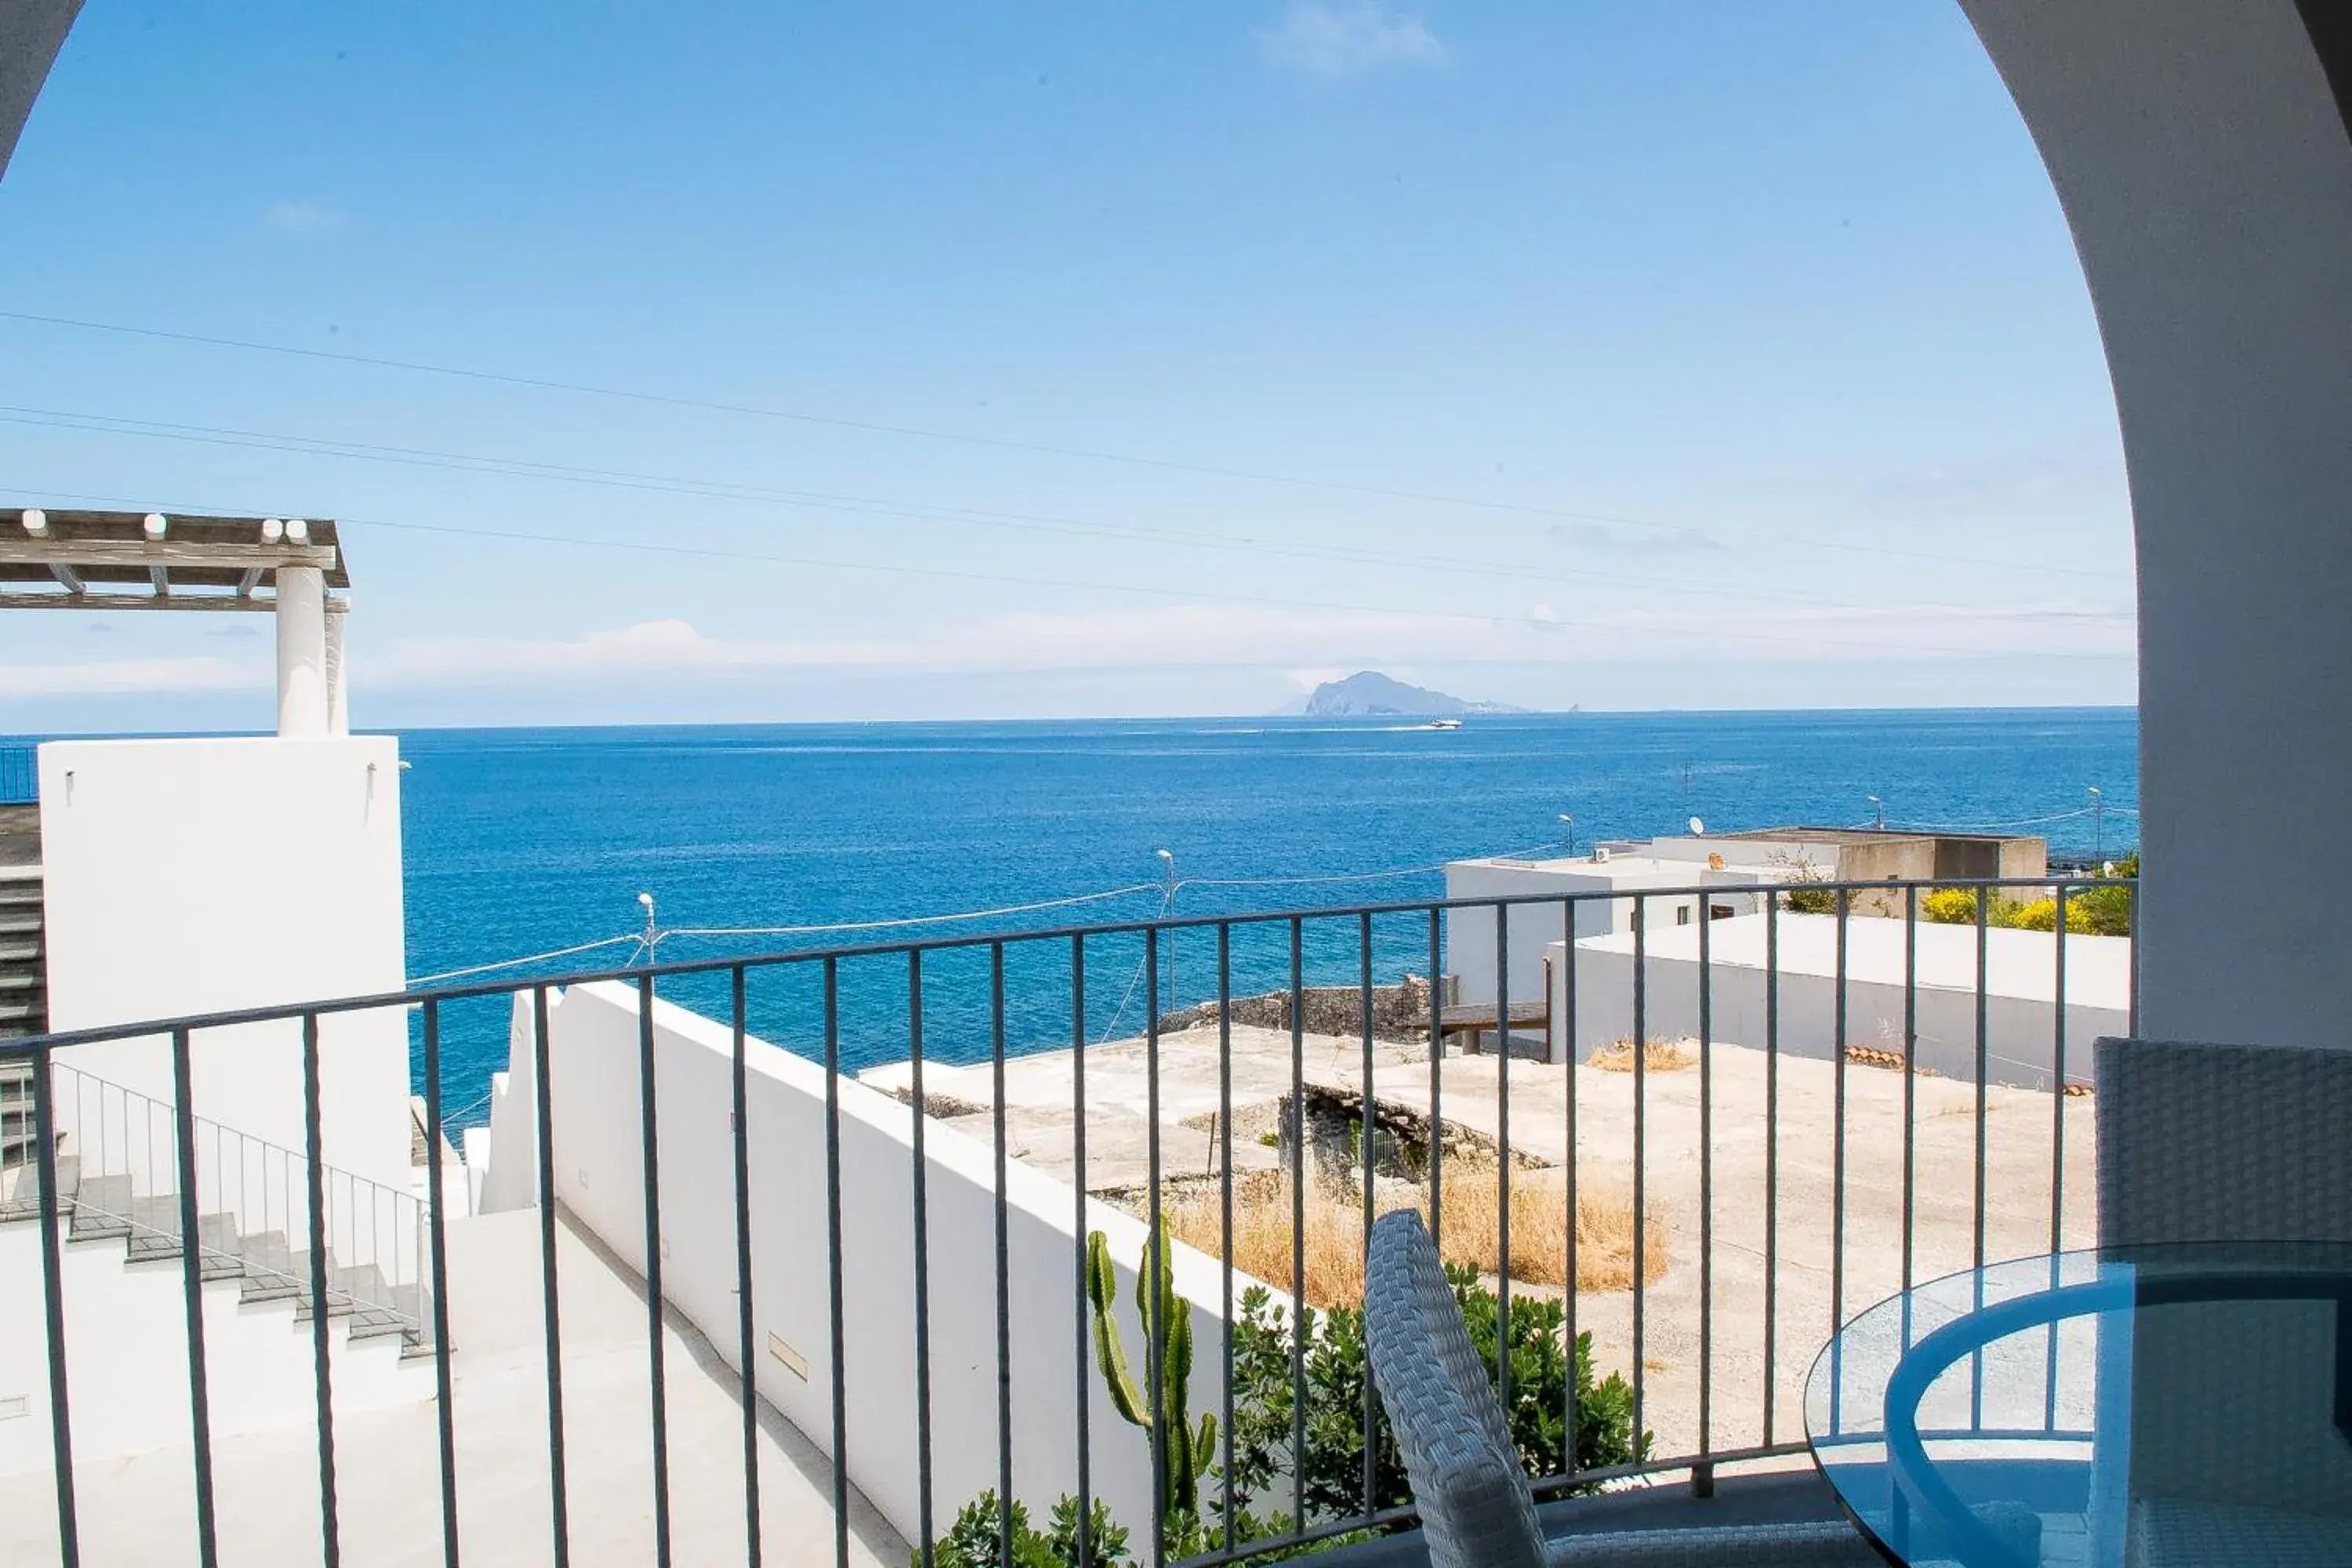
1552;912;2131;1091
37;737;413;1196
495;982;1259;1555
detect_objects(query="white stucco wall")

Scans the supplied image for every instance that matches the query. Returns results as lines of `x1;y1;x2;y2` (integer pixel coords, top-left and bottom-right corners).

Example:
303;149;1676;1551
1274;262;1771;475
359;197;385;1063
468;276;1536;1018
512;982;1258;1556
1446;857;1776;1011
0;1214;429;1475
38;737;412;1196
1553;913;2129;1091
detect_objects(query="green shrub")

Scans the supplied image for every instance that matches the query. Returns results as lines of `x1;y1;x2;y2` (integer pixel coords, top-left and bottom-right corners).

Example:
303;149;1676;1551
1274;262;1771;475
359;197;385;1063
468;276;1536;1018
933;1260;1643;1566
1920;887;1980;925
1219;1264;1642;1531
1781;885;1838;915
919;1492;1128;1568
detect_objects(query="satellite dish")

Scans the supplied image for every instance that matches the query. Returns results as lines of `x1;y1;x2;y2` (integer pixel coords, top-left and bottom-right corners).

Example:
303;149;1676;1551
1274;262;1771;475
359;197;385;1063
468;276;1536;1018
1688;816;1706;837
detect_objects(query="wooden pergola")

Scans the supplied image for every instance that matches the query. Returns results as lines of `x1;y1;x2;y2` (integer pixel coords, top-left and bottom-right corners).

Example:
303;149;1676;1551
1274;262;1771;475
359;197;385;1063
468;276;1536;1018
0;508;347;611
4;507;354;734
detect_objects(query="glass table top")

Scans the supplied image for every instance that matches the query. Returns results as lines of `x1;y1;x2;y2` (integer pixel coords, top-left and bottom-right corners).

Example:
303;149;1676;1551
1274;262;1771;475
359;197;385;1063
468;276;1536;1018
1804;1243;2352;1568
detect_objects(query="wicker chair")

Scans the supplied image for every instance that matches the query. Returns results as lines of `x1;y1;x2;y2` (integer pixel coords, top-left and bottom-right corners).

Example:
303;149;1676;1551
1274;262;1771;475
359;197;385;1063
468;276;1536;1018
2091;1036;2352;1566
1363;1210;1882;1568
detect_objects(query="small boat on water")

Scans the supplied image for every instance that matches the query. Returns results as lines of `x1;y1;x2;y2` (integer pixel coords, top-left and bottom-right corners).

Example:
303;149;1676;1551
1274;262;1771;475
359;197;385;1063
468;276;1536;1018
1425;717;1463;731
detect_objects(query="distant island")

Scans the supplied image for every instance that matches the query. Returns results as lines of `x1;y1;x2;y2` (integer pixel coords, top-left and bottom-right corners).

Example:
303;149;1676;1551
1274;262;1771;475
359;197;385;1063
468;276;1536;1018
1287;671;1532;718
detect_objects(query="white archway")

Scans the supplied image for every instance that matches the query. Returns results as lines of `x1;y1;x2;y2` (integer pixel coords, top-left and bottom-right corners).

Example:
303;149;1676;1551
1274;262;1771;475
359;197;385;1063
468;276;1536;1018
1964;0;2352;1046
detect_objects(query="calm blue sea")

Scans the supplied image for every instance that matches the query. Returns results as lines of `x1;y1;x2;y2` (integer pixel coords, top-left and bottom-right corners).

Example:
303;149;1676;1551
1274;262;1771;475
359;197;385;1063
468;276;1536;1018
393;709;2138;1116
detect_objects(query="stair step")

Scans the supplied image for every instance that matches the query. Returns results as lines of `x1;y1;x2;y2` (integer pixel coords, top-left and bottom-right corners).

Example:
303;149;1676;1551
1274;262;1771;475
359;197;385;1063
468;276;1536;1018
292;1261;368;1320
0;914;42;937
68;1173;133;1240
0;1152;77;1220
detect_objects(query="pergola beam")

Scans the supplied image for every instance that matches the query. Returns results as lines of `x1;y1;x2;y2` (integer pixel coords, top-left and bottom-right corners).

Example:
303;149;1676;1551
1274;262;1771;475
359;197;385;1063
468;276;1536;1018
0;539;338;571
0;591;274;612
47;563;82;594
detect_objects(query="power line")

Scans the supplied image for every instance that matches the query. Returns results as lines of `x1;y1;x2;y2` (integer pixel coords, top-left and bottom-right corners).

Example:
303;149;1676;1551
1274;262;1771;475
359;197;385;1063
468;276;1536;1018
0;404;1946;612
0;307;2132;582
0;403;2138;621
2;480;2140;663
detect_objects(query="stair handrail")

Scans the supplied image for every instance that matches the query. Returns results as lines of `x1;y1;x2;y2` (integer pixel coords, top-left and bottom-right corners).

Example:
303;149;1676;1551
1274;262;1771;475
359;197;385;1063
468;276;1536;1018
42;1058;431;1341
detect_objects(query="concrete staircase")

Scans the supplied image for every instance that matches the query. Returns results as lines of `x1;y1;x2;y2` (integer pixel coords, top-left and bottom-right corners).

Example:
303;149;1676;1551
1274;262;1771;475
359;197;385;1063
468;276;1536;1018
0;1151;430;1352
0;866;42;1169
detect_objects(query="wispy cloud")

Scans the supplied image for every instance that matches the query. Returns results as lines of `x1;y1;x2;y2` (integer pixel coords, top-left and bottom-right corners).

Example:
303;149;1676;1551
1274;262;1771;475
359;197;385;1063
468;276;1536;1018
1256;2;1445;77
0;656;256;698
264;201;350;236
361;596;2136;695
1548;521;1725;557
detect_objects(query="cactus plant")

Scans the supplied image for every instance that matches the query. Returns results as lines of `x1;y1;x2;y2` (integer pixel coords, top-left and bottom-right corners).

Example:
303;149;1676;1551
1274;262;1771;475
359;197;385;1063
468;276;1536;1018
1085;1223;1218;1519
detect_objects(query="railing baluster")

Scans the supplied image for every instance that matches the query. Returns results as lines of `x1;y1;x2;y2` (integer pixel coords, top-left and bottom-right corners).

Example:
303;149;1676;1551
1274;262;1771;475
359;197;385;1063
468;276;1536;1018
1217;921;1236;1557
1972;886;1991;1430
1359;911;1377;1520
1497;902;1514;1410
1069;938;1091;1568
424;999;462;1567
823;958;850;1568
1288;916;1307;1536
302;1013;340;1567
730;965;762;1567
1828;890;1849;1434
1426;908;1443;1255
633;975;671;1568
531;985;572;1568
1629;895;1644;1446
913;951;938;1568
172;1025;219;1568
1762;895;1780;1446
1695;890;1713;1498
991;943;1014;1568
31;1045;78;1568
1561;898;1578;1483
1145;932;1168;1562
2048;884;2071;1430
1904;887;1919;1347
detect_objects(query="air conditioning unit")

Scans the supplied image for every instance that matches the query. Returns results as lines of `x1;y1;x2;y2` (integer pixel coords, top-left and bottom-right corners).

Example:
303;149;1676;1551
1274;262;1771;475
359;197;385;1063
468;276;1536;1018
1593;845;1612;863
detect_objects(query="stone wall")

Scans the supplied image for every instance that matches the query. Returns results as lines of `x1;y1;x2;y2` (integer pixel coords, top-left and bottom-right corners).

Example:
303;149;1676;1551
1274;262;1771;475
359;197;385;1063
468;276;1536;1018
1156;974;1454;1044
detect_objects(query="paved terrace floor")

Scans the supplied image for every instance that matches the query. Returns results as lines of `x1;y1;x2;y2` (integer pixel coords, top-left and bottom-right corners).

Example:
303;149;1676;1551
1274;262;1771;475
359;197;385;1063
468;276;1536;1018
864;1025;2100;1463
0;1208;903;1568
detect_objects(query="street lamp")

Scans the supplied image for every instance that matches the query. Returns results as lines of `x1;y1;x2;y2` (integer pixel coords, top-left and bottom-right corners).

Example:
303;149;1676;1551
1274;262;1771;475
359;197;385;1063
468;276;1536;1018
1155;849;1177;1015
1867;795;1886;831
2088;787;2104;863
1558;813;1576;856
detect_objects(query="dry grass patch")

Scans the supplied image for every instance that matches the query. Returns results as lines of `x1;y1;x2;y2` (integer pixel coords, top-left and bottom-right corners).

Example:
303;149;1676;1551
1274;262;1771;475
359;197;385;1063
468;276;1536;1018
1161;1163;1667;1311
1587;1037;1695;1073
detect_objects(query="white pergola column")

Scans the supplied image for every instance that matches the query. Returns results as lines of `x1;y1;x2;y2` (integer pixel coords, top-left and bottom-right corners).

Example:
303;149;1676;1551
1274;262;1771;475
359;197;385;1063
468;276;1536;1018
325;600;350;736
275;565;329;738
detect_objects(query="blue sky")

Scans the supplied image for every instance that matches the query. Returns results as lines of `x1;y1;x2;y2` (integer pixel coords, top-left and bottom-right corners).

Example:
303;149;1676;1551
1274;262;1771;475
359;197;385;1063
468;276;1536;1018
0;2;2134;729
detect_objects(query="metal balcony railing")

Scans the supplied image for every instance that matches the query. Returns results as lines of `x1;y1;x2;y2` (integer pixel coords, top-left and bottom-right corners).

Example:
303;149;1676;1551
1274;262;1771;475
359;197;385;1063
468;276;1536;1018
0;872;2134;1568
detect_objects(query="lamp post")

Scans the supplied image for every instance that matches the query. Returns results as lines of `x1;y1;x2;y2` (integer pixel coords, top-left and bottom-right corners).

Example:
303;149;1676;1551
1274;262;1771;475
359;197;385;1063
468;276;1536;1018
1559;813;1576;857
2088;787;2104;864
1868;795;1886;831
1156;848;1177;1016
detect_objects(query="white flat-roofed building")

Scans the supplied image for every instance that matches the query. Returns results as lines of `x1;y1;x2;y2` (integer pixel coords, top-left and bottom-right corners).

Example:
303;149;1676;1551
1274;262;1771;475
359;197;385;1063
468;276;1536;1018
1445;851;1788;1010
